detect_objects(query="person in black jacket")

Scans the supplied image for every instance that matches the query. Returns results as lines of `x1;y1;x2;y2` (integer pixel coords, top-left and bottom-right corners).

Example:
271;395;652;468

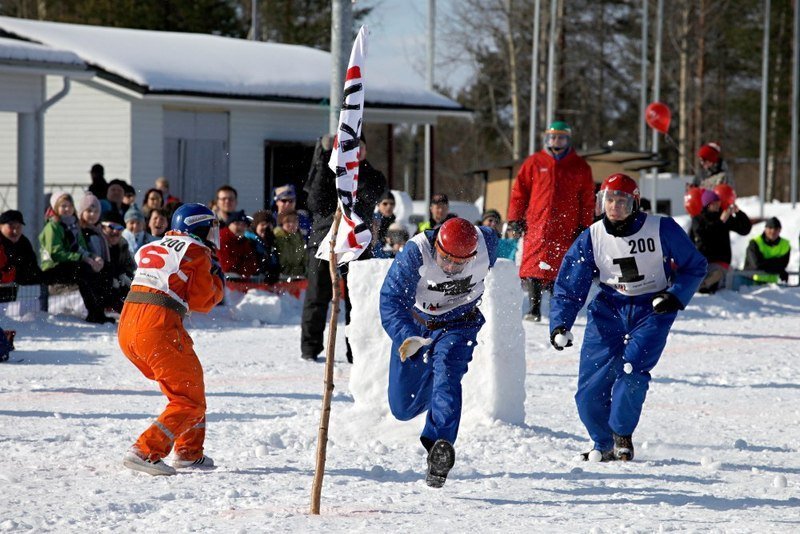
0;210;43;285
301;134;387;362
688;189;752;293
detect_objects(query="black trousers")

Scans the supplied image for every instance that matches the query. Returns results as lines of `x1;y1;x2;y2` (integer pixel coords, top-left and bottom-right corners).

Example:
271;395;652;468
526;277;554;316
42;261;108;317
300;249;353;361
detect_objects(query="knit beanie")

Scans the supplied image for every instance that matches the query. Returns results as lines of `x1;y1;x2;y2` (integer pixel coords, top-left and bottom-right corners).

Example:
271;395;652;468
50;191;73;211
697;142;721;164
78;193;101;215
701;189;720;208
124;204;145;223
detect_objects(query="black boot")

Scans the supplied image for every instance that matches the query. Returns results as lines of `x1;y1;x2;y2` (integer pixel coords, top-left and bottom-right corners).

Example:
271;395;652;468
425;439;455;488
613;433;634;461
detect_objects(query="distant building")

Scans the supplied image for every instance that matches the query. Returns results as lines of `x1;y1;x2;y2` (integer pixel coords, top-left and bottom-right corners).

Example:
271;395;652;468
0;16;469;220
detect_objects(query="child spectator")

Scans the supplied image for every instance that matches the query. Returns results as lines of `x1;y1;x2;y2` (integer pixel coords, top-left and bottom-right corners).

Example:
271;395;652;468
743;217;790;284
39;191;112;323
497;222;521;261
218;210;260;278
273;184;312;243
0;210;42;285
100;212;136;312
246;210;280;283
481;209;502;237
147;208;170;238
122;205;153;254
689;189;752;293
273;211;306;279
122;183;137;210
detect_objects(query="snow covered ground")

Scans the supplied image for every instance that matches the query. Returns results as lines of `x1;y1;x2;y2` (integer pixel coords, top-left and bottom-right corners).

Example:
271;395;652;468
3;199;800;532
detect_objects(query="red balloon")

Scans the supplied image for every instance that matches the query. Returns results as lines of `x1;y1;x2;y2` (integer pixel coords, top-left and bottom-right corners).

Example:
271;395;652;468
684;187;704;217
713;183;736;211
646;102;672;134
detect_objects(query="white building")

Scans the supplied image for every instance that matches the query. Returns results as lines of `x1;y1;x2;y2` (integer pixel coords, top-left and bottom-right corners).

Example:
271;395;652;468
0;16;468;235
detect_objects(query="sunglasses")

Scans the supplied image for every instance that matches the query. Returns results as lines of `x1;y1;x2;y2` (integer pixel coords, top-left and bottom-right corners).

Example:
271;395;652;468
102;222;124;232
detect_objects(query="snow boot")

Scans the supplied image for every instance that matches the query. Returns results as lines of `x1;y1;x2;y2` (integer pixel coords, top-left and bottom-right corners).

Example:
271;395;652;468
123;450;176;476
524;313;542;322
173;455;215;469
613;433;634;461
579;449;615;462
426;439;455;488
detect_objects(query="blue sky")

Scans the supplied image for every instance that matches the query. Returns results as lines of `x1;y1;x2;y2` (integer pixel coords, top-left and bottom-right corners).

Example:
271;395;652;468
359;0;470;92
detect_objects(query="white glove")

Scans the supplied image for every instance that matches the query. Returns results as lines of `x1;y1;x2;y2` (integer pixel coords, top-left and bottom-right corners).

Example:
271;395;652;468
398;336;433;362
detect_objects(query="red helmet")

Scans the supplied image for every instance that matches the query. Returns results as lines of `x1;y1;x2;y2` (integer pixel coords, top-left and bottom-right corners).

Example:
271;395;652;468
598;174;640;218
435;217;478;260
600;173;640;200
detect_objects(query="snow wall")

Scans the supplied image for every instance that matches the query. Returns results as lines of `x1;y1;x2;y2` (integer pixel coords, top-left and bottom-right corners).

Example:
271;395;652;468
339;258;526;442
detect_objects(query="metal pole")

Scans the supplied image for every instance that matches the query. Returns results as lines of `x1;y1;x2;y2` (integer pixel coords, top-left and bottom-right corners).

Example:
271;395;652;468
759;0;771;217
424;0;435;205
250;0;259;41
329;0;352;135
545;0;557;125
650;0;663;212
529;0;541;154
639;0;649;151
791;0;798;208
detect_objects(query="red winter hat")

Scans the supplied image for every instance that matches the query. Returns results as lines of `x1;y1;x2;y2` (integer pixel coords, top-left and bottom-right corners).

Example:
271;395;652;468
697;142;721;164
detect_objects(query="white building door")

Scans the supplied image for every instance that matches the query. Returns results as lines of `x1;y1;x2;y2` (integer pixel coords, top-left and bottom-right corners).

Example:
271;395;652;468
163;110;229;205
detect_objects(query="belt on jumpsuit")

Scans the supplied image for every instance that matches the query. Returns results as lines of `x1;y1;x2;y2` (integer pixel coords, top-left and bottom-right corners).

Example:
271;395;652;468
411;307;479;331
125;291;187;318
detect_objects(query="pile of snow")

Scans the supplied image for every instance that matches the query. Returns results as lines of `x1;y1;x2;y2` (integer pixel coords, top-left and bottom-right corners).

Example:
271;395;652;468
341;258;525;443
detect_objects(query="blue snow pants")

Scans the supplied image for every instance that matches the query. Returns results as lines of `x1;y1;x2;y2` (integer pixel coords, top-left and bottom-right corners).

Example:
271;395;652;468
576;291;677;451
387;315;484;447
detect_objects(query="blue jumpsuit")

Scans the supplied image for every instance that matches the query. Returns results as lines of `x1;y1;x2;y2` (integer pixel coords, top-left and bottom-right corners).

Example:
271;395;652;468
380;228;498;449
550;212;706;451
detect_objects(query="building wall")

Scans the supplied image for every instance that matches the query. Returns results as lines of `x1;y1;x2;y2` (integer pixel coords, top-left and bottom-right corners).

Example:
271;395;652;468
43;77;131;188
228;106;326;213
130;101;163;197
0;112;17;207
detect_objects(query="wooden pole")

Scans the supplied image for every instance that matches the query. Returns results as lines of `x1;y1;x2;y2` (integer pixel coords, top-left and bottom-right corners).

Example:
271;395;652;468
310;206;343;515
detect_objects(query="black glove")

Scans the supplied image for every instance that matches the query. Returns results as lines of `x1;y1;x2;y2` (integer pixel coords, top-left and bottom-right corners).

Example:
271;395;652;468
550;325;574;351
652;291;681;314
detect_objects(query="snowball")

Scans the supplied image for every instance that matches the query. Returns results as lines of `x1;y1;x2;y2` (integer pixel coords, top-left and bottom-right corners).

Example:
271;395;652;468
700;456;713;467
570;467;584;474
641;441;650;450
225;489;240;498
652;296;666;308
733;439;748;450
539;261;552;270
369;465;385;477
773;474;788;488
587;450;603;462
255;445;268;458
623;362;633;374
554;333;570;347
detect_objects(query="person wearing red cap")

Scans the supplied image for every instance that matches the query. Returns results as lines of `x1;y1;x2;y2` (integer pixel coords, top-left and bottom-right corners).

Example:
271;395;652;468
550;174;706;463
380;217;499;488
693;142;732;189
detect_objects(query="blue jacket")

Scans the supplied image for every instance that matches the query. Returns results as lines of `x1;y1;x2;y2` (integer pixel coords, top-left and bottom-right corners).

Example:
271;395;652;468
380;227;499;344
551;212;707;331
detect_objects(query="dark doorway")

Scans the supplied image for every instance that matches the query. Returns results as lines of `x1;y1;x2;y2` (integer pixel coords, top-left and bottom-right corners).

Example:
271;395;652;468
264;141;316;210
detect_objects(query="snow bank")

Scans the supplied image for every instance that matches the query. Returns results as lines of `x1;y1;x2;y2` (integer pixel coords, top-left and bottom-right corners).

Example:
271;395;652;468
341;258;525;442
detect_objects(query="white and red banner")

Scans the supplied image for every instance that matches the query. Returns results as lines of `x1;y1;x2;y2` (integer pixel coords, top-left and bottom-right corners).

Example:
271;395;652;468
316;26;370;265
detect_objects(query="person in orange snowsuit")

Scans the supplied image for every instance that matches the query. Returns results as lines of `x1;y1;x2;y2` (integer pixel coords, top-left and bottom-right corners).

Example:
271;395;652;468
119;203;224;476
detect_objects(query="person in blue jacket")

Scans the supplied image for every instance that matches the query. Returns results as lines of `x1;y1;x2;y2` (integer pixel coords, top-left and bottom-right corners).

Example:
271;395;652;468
380;217;499;488
549;174;706;462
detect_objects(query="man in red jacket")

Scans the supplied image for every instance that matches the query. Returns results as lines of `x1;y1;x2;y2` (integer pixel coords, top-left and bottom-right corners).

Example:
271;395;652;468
507;121;595;321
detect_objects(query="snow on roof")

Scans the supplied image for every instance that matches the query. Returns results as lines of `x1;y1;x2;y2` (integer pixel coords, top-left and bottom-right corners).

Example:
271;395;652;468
0;35;85;68
0;16;463;111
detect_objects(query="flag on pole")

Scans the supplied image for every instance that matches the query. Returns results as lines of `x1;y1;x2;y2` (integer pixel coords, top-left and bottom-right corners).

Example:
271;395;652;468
315;26;370;265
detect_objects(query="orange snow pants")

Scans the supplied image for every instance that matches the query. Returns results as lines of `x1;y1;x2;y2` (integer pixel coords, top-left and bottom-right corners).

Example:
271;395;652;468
118;302;206;462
